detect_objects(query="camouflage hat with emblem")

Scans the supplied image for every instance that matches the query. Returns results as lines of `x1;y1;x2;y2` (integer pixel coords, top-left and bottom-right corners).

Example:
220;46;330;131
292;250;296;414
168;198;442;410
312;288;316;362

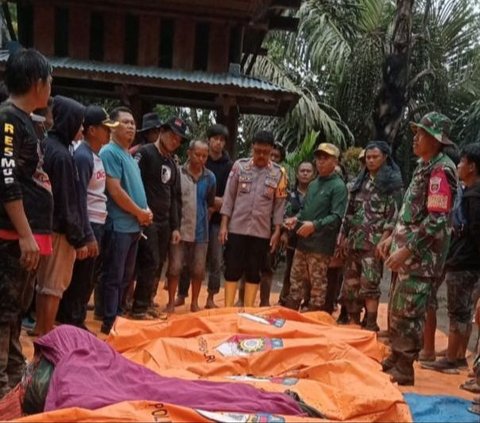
410;112;453;146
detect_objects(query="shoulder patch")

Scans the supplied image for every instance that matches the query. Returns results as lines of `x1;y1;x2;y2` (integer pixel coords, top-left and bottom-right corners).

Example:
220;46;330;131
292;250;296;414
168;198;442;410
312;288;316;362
427;167;452;213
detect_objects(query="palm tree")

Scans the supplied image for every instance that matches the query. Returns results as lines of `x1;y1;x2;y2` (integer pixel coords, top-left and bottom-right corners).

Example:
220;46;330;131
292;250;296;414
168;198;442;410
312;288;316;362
247;0;480;165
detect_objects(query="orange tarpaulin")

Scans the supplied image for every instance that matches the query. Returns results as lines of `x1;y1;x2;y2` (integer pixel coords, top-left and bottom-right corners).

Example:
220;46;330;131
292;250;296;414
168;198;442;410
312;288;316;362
19;307;412;422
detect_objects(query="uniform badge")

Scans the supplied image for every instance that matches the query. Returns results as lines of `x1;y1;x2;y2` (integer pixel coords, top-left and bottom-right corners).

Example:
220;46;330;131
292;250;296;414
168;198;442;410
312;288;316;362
429;176;441;193
427;167;452;213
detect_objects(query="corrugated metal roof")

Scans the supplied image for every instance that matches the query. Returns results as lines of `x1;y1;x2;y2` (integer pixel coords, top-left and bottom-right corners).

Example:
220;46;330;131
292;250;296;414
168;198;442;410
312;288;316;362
0;51;290;94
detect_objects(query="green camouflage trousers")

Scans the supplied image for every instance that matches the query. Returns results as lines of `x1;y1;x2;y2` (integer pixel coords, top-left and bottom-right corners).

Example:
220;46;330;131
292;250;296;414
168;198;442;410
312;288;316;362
340;249;383;313
390;273;432;362
285;249;331;310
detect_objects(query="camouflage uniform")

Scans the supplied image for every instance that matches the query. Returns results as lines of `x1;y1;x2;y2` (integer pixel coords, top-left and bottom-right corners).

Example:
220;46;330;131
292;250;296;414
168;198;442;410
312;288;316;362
390;151;457;367
285;144;347;311
341;176;399;313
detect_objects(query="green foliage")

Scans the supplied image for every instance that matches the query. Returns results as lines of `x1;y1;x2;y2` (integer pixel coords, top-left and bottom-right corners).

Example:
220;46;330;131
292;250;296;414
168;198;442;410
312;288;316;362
283;130;319;184
342;147;365;179
454;100;480;146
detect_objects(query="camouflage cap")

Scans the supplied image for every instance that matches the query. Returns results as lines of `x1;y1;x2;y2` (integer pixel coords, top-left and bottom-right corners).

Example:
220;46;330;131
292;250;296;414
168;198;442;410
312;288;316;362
314;142;340;159
410;112;453;145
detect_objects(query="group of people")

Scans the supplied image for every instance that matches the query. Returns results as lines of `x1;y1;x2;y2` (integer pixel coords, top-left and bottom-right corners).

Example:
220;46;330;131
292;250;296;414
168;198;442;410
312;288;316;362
1;47;480;403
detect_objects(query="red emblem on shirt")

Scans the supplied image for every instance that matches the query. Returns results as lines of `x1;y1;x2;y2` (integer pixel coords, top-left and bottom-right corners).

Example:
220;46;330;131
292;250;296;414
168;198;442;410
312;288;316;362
427;167;452;213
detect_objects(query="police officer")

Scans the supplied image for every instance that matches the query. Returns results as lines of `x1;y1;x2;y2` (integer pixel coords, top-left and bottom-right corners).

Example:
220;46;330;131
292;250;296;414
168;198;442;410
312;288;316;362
378;112;458;385
219;131;287;307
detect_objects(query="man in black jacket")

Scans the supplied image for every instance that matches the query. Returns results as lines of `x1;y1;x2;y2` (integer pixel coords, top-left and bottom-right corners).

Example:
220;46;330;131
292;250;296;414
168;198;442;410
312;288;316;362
130;117;186;319
0;48;52;397
33;96;88;336
423;143;480;373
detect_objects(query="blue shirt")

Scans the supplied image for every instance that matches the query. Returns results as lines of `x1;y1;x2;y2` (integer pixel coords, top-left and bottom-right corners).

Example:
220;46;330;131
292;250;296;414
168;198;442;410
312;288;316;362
179;165;216;243
99;141;147;233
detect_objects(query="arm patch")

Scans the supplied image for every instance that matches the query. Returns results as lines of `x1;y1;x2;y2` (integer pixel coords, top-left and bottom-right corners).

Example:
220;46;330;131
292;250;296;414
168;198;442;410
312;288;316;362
427;167;452;213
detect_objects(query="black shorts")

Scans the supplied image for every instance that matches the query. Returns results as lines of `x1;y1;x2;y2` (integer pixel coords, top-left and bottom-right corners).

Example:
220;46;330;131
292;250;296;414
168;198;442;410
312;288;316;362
224;233;270;284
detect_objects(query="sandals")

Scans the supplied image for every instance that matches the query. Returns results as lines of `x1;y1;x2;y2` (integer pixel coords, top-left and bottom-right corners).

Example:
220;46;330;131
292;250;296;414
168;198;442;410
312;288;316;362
460;379;480;393
468;403;480;416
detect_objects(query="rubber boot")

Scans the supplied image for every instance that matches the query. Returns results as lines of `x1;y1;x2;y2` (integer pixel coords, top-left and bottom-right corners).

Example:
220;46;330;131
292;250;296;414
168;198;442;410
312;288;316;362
244;283;259;308
363;312;379;332
388;356;415;386
224;282;237;307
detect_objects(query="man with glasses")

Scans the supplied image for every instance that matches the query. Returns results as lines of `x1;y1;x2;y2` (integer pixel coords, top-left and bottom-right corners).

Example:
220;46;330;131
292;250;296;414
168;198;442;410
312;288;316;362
219;131;287;307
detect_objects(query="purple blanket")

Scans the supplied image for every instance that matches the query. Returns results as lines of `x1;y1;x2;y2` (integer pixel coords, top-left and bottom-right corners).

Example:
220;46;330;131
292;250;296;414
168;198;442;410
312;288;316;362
34;326;303;415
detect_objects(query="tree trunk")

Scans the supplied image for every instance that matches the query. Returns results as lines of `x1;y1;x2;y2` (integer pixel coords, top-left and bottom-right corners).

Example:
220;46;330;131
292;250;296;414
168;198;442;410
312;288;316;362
372;0;415;145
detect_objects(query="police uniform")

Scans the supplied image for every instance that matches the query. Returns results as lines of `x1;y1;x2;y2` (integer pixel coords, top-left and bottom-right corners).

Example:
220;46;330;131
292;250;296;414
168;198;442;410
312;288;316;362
221;158;287;284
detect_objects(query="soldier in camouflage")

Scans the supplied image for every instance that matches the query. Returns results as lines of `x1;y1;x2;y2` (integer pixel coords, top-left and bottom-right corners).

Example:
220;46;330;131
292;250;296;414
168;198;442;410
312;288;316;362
378;112;458;385
339;140;403;330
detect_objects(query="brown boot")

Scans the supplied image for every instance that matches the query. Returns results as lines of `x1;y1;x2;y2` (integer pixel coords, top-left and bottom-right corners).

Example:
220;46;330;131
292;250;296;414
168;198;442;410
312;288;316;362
363;312;379;332
283;296;301;311
388;357;414;386
382;351;399;372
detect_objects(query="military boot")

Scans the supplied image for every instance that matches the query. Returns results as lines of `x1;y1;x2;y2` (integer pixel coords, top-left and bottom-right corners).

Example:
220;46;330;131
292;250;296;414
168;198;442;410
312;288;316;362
283;296;301;311
363;312;380;332
382;351;399;372
388;357;414;386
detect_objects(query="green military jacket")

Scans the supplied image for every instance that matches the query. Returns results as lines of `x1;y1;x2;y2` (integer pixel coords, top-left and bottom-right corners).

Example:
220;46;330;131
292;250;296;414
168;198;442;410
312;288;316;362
296;173;347;256
344;175;401;251
391;152;457;278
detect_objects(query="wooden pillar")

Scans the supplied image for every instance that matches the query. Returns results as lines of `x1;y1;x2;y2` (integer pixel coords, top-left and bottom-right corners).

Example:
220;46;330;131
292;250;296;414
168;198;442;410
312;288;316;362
104;13;125;63
33;3;55;56
207;22;230;73
137;16;160;67
217;97;239;159
68;6;90;59
172;18;195;70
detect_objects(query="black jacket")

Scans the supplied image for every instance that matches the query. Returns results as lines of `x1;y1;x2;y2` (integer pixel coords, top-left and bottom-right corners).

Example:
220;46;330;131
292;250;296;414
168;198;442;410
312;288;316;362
206;151;233;225
0;102;53;233
41;96;86;248
445;182;480;271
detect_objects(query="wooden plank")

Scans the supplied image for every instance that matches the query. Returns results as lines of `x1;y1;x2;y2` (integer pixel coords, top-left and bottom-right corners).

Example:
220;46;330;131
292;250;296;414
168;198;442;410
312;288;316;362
103;12;125;63
172;18;195;70
33;3;55;56
68;6;90;59
207;22;230;73
137;16;160;67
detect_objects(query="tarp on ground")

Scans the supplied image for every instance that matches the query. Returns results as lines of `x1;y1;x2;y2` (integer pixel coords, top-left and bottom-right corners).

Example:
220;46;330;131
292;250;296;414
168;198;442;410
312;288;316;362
18;307;412;422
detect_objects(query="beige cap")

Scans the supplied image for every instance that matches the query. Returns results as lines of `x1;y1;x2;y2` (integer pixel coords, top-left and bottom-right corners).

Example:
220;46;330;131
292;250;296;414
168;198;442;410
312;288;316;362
314;143;340;159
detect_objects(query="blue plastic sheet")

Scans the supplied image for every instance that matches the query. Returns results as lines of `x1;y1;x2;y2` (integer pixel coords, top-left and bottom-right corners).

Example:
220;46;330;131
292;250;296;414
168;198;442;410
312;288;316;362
404;393;478;423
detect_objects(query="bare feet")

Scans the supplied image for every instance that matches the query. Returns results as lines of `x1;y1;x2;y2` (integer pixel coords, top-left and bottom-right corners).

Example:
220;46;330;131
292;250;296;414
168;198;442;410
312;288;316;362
163;303;175;314
190;303;201;312
174;296;185;307
205;298;218;309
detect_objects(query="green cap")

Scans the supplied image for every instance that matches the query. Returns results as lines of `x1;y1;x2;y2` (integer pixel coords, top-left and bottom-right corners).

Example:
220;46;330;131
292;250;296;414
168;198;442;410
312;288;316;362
410;112;453;145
